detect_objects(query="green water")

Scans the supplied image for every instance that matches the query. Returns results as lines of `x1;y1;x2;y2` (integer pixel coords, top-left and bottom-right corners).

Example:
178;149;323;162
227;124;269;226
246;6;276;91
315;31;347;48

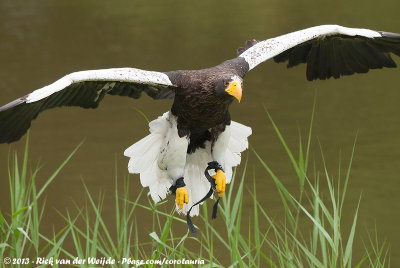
1;0;399;264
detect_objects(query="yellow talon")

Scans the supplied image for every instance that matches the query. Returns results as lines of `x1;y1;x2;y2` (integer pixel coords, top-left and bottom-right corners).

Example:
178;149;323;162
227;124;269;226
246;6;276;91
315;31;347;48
212;169;226;197
176;186;189;209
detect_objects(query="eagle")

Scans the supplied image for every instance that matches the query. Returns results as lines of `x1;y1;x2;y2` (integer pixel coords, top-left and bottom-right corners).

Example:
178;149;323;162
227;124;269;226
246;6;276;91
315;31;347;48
1;25;399;217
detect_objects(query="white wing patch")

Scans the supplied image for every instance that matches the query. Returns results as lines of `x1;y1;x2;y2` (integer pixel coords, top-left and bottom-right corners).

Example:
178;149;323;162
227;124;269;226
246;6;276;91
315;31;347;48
26;68;173;103
240;25;382;70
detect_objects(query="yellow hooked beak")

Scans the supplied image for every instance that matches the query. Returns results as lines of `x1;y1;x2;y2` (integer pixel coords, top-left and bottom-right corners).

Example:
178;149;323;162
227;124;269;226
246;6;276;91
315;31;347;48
225;81;243;102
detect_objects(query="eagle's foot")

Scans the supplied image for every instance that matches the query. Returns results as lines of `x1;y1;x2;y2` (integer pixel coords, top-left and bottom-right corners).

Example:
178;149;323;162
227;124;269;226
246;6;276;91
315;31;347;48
172;177;188;209
212;169;226;197
176;186;189;209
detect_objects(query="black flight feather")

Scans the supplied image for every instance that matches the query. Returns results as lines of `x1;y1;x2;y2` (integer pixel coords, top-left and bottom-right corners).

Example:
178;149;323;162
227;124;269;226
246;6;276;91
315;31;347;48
274;33;400;81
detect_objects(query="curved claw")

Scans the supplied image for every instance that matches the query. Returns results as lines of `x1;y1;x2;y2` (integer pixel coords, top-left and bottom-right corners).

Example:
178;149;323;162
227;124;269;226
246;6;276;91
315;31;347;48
212;169;226;197
176;187;189;209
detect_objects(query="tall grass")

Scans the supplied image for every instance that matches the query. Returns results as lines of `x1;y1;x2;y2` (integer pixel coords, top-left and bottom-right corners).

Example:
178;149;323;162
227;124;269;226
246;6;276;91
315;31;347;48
0;112;390;267
0;135;81;267
253;107;361;267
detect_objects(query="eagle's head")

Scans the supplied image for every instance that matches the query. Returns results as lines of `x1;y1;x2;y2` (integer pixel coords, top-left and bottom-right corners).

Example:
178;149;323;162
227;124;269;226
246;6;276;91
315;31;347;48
216;75;243;103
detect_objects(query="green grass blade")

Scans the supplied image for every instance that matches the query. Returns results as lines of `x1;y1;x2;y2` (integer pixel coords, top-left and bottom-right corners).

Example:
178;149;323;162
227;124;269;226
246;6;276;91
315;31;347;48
344;196;361;267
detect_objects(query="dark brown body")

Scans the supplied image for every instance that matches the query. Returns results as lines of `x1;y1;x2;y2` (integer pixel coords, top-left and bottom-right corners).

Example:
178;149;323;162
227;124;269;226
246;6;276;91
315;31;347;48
167;58;249;153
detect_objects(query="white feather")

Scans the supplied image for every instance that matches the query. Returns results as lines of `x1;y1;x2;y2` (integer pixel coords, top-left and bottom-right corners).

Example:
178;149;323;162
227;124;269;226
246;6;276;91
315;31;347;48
240;25;382;70
178;143;214;216
157;115;189;181
26;68;173;103
124;112;252;216
124;112;171;201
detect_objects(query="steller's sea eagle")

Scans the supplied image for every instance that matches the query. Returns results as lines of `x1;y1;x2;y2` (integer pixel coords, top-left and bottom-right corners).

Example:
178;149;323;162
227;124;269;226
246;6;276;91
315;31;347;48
1;25;400;217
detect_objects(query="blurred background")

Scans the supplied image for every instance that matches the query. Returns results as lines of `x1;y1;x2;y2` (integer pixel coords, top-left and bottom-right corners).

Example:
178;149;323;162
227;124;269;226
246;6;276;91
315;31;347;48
0;0;399;263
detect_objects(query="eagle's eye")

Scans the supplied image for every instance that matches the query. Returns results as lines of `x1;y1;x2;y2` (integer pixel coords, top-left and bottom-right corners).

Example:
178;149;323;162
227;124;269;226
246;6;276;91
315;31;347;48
224;81;229;87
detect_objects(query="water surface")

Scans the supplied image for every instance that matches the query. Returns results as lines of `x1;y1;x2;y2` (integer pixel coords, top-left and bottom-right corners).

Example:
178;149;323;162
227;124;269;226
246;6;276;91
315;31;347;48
1;0;399;263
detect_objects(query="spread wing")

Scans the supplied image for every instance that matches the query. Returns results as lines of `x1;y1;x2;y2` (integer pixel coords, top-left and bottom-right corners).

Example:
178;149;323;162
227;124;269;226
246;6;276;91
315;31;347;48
0;68;177;143
238;25;400;80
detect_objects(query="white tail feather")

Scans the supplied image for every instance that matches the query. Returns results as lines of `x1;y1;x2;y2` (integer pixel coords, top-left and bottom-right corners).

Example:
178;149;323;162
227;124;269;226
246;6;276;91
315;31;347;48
124;112;252;216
